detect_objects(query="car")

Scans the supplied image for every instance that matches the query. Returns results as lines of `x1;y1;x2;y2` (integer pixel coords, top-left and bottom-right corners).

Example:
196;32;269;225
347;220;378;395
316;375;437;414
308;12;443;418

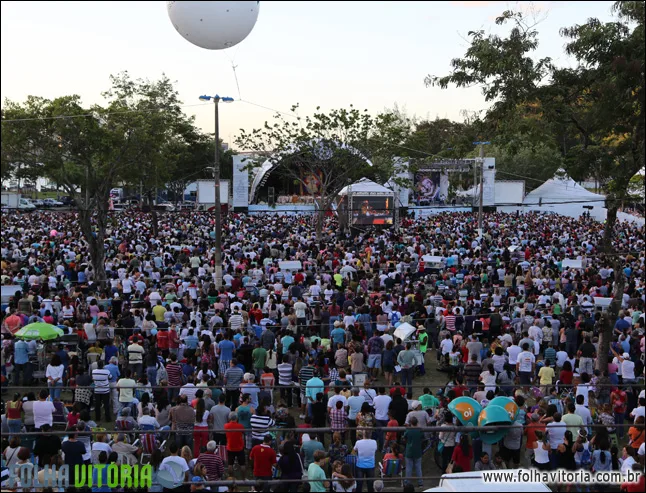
55;195;74;206
31;199;44;208
43;198;64;207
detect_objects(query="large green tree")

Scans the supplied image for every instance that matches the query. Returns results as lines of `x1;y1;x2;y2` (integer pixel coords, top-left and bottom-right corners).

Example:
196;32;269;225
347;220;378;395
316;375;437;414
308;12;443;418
1;73;197;286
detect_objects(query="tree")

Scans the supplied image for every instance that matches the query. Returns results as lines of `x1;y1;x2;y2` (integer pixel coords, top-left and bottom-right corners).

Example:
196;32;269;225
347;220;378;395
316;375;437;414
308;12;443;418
234;105;408;239
1;73;195;286
425;1;645;372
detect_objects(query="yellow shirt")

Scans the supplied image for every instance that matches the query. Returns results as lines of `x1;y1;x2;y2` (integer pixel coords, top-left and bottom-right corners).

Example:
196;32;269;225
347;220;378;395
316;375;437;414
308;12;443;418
152;304;166;322
538;366;555;385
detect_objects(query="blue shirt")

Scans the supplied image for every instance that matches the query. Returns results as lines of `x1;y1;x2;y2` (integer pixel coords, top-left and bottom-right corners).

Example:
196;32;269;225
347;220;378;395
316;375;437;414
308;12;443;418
218;340;235;361
184;335;199;349
92;465;111;492
281;335;295;354
106;363;120;382
104;345;119;363
305;377;324;402
14;340;29;365
331;328;345;346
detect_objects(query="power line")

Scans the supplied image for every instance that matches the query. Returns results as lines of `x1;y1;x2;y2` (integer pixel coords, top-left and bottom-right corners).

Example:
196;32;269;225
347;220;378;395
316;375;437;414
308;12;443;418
0;102;211;123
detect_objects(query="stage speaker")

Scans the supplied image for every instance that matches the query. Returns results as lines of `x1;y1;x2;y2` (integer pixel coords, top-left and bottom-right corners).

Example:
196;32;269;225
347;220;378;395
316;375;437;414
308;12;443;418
268;187;275;206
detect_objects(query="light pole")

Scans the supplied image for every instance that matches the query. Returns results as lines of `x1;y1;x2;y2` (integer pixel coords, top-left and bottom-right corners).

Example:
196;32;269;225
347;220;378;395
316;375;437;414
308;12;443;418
199;94;234;289
473;141;490;238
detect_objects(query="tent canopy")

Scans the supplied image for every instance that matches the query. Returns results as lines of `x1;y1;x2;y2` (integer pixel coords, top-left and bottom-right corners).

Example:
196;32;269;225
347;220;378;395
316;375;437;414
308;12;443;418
338;178;394;196
523;169;605;205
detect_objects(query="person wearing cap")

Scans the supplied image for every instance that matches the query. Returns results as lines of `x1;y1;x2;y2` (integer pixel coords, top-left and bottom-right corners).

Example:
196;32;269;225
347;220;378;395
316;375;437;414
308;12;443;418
190;476;205;492
612;347;637;384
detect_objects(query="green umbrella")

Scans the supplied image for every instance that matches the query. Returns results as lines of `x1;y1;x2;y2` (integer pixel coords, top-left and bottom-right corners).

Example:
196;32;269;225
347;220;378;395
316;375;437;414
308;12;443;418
14;322;64;341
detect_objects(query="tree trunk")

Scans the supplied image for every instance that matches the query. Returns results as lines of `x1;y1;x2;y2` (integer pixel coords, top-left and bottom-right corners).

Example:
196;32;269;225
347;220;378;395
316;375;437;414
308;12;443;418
596;258;625;372
602;204;618;254
147;191;159;238
78;207;107;293
596;203;621;373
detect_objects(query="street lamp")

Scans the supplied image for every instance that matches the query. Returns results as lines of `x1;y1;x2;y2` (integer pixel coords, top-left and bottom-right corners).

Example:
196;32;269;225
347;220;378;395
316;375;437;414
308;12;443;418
200;94;234;289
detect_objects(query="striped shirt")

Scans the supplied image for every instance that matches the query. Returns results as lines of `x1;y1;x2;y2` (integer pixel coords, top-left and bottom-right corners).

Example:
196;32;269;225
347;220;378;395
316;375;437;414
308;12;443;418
250;414;275;441
92;368;111;394
445;314;456;331
224;367;244;390
299;366;316;390
229;314;244;331
277;363;293;386
196;452;225;481
166;363;183;386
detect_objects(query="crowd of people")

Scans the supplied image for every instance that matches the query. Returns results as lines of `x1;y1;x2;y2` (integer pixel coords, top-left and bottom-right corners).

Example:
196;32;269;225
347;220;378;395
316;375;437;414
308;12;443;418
1;209;645;492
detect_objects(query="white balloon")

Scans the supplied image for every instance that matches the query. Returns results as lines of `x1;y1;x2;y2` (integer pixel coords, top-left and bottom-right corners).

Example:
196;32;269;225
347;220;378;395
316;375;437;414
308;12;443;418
167;1;260;50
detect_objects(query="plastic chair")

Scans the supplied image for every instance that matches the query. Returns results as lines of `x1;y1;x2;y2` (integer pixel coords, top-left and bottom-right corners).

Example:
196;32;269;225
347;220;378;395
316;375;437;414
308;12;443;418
379;458;404;489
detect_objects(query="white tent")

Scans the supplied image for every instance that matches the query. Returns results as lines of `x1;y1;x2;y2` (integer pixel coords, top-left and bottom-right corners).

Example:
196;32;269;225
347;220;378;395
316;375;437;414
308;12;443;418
338;178;394;196
523;170;605;206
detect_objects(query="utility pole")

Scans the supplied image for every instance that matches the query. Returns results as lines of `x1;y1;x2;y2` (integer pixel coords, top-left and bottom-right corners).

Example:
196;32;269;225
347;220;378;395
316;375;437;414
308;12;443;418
472;141;490;238
199;94;234;289
213;96;222;289
478;144;484;237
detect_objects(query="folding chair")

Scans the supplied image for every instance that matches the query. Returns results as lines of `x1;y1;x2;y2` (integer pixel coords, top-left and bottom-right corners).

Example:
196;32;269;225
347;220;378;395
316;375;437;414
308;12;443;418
215;444;228;468
379;458;404;489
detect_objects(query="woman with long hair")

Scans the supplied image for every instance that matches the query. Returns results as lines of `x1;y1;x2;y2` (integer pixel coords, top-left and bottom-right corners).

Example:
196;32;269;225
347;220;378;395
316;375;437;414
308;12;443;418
6;392;23;439
193;398;210;456
451;434;473;472
331;461;356;492
46;353;65;399
277;440;303;492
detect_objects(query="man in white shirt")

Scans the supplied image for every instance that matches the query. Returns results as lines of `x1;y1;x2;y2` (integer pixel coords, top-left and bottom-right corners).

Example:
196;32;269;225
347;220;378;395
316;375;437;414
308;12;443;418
515;343;536;389
507;342;522;366
160;441;190;485
373;388;392;451
33;389;56;430
574;395;593;431
440;334;454;356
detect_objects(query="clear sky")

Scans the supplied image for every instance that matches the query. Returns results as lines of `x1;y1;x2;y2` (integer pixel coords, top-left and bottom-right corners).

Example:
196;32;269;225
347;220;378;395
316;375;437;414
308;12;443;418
1;1;618;148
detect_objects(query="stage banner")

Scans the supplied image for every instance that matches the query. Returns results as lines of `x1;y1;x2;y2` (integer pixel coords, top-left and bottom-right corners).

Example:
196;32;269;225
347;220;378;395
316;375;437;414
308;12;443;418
232;155;249;209
413;172;441;204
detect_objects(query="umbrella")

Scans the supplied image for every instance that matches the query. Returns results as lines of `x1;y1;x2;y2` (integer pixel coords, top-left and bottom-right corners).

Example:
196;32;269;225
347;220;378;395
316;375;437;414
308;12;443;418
14;323;64;341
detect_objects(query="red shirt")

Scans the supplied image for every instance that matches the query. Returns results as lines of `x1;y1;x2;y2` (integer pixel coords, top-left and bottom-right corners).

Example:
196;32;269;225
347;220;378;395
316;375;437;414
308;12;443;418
453;385;467;398
250;444;277;477
390;387;406;398
622;475;645;493
451;444;473;472
168;329;180;349
156;330;169;349
559;370;573;385
385;419;399;442
224;422;245;452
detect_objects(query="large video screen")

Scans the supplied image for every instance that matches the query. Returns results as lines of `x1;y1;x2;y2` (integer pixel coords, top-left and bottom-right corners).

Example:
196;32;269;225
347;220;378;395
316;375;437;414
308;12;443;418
352;195;393;225
413;171;441;204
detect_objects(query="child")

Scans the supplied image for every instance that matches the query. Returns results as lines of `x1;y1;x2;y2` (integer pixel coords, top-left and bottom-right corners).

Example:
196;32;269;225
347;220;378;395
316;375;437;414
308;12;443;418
67;402;81;429
384;410;399;453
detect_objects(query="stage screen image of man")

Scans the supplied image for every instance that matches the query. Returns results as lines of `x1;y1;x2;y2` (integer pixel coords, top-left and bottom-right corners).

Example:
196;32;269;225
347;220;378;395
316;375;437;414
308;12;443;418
414;171;441;204
352;195;393;225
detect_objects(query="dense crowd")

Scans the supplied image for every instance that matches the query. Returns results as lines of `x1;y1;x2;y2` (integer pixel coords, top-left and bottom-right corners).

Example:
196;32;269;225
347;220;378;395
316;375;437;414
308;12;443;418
1;209;645;492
